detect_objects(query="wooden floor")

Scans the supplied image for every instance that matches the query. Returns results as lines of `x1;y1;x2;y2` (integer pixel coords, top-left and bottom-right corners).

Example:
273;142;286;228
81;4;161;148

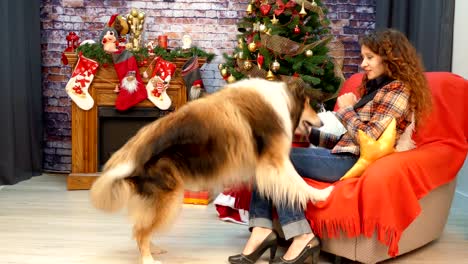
0;174;467;264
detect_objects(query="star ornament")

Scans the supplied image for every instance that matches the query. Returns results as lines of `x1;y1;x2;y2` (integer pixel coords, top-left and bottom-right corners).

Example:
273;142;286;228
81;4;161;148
340;118;397;180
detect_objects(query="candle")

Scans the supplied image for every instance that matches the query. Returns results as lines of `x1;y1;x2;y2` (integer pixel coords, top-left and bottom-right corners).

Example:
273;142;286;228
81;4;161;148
158;35;168;49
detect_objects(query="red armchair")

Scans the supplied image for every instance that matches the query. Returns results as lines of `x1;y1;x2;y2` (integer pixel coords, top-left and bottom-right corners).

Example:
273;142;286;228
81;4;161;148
215;72;468;263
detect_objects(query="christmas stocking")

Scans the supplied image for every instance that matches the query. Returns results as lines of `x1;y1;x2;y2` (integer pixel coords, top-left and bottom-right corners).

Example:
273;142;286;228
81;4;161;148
65;53;99;110
181;56;206;101
112;50;148;111
146;57;176;110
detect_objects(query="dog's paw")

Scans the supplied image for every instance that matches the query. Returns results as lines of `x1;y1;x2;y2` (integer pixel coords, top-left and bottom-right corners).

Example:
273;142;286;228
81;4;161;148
312;185;334;203
140;256;162;264
150;242;167;255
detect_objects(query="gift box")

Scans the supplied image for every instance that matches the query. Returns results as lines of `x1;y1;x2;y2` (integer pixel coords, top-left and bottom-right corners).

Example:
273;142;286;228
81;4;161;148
183;190;212;205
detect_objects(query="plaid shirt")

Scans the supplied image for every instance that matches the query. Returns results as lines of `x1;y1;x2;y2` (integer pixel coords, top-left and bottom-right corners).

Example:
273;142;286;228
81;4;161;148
310;80;412;155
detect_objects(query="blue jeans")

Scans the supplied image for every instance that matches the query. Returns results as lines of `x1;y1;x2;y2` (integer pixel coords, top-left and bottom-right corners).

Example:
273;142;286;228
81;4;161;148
249;147;358;240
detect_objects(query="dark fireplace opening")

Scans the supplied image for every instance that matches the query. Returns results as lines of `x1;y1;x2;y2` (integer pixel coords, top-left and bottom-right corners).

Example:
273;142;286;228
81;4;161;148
98;106;171;171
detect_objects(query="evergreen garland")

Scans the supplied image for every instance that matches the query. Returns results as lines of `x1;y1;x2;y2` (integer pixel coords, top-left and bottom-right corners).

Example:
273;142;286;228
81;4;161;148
76;43;215;66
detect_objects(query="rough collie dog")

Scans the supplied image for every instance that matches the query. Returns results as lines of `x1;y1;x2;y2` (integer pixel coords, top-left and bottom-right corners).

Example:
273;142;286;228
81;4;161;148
90;78;334;264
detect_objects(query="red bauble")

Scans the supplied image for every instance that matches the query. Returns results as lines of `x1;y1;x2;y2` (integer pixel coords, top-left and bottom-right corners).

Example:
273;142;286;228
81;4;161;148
293;25;301;34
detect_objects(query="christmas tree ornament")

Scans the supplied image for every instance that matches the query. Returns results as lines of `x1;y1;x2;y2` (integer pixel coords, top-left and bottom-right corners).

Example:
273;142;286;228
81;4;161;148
218;63;224;70
266;69;275;80
248;42;257;52
238;51;245;59
227;75;237;83
299;1;307;18
271;60;280;72
243;61;253;70
246;4;254;15
260;3;272;16
65;53;99;110
181;56;206;101
312;0;318;7
293;25;301;34
253;22;261;32
257;53;264;69
305;49;314;57
238;39;244;49
220;68;228;77
146;57;176;110
271;14;279;25
259;23;266;32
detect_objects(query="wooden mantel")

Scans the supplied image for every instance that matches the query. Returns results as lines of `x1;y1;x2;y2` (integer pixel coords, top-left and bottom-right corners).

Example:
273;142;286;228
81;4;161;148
64;52;205;190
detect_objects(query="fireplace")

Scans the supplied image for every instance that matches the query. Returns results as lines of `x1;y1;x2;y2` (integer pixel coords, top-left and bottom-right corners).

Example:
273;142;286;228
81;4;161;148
97;106;171;170
64;53;208;190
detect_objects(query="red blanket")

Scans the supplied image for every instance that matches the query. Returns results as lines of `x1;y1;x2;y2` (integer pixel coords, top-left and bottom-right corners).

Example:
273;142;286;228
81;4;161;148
214;72;468;257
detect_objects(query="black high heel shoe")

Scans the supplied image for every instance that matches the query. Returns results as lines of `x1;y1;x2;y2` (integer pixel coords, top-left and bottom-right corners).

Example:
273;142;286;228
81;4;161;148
270;236;320;264
228;231;278;264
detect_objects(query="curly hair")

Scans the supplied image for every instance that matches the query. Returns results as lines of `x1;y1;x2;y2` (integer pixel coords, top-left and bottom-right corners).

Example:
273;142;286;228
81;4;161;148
358;28;432;127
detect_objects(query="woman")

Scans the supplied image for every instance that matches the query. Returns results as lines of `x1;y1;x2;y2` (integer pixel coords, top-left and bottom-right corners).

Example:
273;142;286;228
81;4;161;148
228;28;432;264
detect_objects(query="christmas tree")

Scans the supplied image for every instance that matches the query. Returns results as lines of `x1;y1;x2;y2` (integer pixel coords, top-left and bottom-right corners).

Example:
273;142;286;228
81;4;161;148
220;0;344;107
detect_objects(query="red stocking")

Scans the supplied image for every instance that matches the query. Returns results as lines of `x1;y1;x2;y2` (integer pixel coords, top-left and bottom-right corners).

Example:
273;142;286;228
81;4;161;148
65;53;99;110
146;57;176;110
112;50;147;111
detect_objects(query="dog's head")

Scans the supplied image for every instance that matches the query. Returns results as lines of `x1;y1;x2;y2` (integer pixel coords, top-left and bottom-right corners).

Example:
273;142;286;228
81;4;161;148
286;81;322;137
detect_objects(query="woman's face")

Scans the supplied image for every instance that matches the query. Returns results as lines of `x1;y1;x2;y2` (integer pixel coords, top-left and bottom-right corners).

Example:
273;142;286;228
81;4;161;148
360;45;385;80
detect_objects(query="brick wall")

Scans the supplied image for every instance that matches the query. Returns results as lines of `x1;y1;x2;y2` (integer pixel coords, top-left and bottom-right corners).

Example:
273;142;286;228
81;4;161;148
41;0;375;172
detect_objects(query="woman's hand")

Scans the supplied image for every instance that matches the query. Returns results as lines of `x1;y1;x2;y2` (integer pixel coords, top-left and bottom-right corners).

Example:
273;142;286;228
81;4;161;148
337;93;358;109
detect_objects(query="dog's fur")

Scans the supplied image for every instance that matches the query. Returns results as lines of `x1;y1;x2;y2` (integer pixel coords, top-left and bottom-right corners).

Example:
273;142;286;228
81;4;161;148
89;78;334;264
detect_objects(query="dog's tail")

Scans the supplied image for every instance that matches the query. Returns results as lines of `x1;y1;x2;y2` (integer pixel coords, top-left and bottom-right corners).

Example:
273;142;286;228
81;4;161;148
89;162;135;212
256;159;334;210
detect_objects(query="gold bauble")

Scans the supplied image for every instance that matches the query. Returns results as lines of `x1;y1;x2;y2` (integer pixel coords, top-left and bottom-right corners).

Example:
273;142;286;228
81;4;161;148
305;50;313;57
227;75;237;83
138;12;145;20
130;9;138;17
248;42;257;52
243;61;253;70
271;60;280;72
266;70;275;81
220;68;228;77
